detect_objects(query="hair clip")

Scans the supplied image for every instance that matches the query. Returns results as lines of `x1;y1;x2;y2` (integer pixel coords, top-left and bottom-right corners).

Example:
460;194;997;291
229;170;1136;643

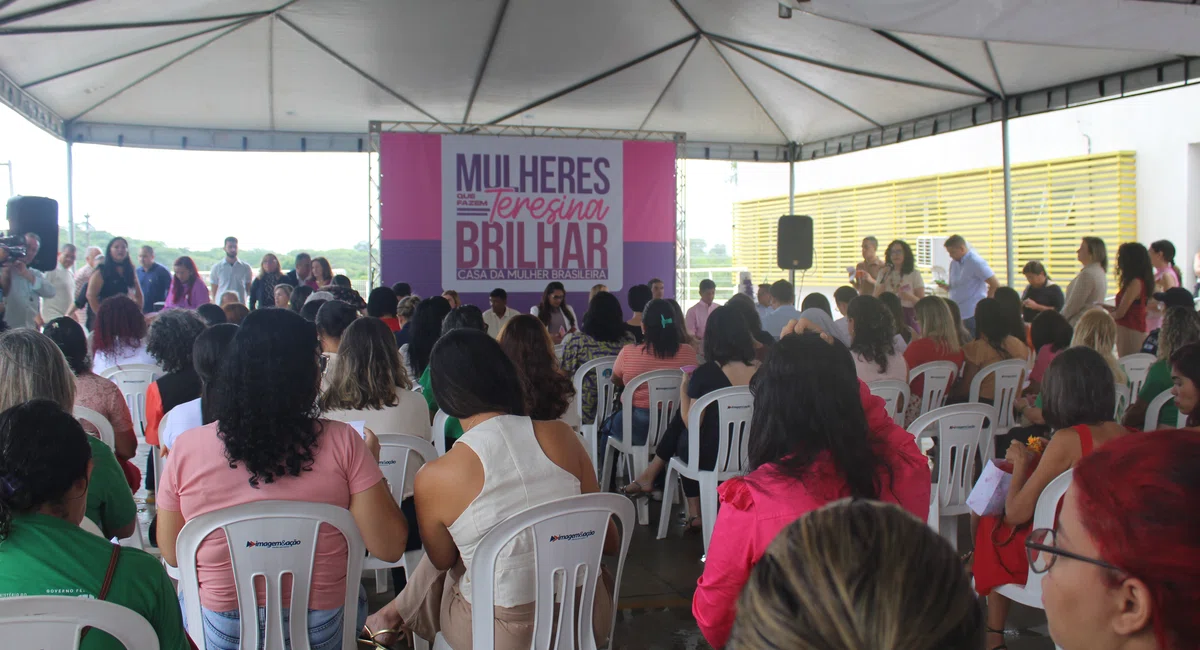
660;315;674;327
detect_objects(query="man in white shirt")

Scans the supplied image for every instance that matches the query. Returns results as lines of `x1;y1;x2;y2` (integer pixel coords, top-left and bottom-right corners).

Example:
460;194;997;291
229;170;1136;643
483;288;517;338
209;236;253;304
40;244;77;323
685;279;720;340
0;233;55;330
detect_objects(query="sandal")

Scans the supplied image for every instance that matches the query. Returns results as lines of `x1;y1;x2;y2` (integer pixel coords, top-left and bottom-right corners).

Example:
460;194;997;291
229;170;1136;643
986;626;1008;650
620;480;652;498
358;626;396;649
683;515;703;536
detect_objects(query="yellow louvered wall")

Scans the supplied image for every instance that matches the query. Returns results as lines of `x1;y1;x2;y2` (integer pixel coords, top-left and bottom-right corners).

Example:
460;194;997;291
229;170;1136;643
732;152;1137;296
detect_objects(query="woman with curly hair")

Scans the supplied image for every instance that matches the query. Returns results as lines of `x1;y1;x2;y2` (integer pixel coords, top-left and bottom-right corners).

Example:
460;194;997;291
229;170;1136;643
873;239;923;329
498;314;576;421
141;309;206;455
156;308;409;649
847;295;907;383
1100;242;1156;356
91;294;153;373
163;256;209;310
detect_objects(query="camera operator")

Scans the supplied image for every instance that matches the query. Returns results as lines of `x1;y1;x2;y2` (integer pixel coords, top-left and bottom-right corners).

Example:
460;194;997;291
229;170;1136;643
0;233;55;330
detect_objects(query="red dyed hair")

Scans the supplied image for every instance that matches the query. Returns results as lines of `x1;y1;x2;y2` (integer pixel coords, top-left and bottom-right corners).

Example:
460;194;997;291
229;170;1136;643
91;295;147;355
1072;430;1200;649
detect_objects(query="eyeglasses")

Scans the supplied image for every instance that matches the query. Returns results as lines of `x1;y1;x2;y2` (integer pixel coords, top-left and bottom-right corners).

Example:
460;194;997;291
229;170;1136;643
1026;528;1123;574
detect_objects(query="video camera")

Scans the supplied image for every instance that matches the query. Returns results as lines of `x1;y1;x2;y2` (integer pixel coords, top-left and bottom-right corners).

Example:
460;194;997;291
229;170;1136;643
0;233;28;267
3;196;58;271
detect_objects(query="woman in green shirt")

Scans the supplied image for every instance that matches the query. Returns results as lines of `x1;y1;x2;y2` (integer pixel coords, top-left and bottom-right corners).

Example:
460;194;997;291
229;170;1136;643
0;400;191;650
1123;307;1200;429
0;328;136;540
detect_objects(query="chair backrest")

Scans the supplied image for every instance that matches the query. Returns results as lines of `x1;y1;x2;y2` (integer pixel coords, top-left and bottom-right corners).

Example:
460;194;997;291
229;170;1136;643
1144;388;1180;431
554;343;565;360
1112;383;1131;420
0;596;160;650
175;501;366;650
431;409;450;456
74;406;116;451
684;386;754;475
909;404;996;514
468;494;635;650
1021;470;1074;601
620;369;683;450
572;357;618;427
1119;353;1156;396
867;379;910;427
375;433;438;500
98;364;161;438
968;359;1026;431
908;361;958;416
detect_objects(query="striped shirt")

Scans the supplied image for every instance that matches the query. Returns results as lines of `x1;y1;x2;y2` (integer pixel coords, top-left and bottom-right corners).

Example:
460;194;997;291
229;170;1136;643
613;343;698;409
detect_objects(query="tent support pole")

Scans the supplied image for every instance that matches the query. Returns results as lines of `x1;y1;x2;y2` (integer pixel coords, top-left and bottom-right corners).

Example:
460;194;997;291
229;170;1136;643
1001;101;1014;287
66;139;75;246
788;145;796;290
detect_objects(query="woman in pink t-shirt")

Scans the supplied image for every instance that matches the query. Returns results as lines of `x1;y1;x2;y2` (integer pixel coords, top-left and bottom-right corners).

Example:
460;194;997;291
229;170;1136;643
157;308;408;650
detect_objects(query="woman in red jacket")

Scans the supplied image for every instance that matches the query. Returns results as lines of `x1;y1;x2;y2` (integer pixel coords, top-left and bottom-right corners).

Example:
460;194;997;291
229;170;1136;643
693;330;932;648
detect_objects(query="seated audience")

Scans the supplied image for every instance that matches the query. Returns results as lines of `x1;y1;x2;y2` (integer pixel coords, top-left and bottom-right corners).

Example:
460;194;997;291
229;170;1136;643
288;284;314;312
625;283;652;343
604;299;698;449
944;297;972;348
482;288;515;339
362;329;616;649
1141;287;1195;355
589;283;609;304
407;296;453;382
530;281;577;343
196;302;227;326
1171;342;1200;428
1020;260;1064;323
91;295;155;372
498;315;576;421
560;291;635;424
367;286;401;332
273;282;294;308
971;346;1130;650
994;286;1029;343
725;293;774;354
1027;310;1075;394
142;309;207;459
441;289;461;309
954;298;1030;402
159;324;238;455
622;307;759;529
157;308;408;649
300;297;326;322
727;500;983;650
1070;308;1127;384
878;291;913;349
248;253;285;310
391;282;411;297
847;295;907;383
333;274;352;288
221;302;248;325
0;329;136;540
394;295;420;349
830;285;859;344
903;296;965;425
43;316;140;490
418;305;487;446
163;256;210;310
1124;306;1200;430
316;299;359;372
667;299;696;347
218;291;240;307
693;332;930;648
0;400;191;650
761;279;800;340
1040;430;1200;649
320;317;429;440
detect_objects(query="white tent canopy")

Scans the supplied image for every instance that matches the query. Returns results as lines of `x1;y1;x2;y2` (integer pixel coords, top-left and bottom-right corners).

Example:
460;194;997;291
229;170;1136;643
1;0;1197;159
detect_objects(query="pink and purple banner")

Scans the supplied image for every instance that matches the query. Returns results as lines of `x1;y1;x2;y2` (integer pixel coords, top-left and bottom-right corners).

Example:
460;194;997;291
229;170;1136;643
380;133;677;315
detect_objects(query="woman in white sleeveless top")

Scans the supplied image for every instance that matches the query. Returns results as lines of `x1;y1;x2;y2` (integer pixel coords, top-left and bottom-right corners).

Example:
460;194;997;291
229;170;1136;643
364;329;617;650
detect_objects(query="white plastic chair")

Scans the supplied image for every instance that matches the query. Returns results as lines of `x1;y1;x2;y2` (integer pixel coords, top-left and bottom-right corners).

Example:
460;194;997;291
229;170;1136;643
571;356;619;477
428;494;635;650
1118;353;1156;397
655;386;753;554
74;406;116;451
599;369;683;526
908;361;959;419
431;410;450;456
175;501;366;650
994;470;1074;608
909;403;996;550
0;596;159;650
968;359;1026;457
98;364;161;439
1144;388;1187;431
867;379;910;427
364;434;437;594
1113;383;1131;420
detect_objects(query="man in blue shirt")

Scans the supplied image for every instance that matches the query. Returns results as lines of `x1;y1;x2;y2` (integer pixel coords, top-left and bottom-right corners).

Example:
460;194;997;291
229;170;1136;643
943;235;999;338
761;279;802;340
136;245;172;313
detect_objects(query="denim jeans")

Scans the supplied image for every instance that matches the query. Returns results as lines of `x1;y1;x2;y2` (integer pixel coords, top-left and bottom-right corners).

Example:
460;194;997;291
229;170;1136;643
181;584;368;650
598;406;651;455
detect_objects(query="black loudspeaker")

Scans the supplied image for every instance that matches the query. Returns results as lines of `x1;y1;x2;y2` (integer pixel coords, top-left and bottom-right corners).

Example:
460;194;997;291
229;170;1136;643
777;215;813;270
6;196;59;272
